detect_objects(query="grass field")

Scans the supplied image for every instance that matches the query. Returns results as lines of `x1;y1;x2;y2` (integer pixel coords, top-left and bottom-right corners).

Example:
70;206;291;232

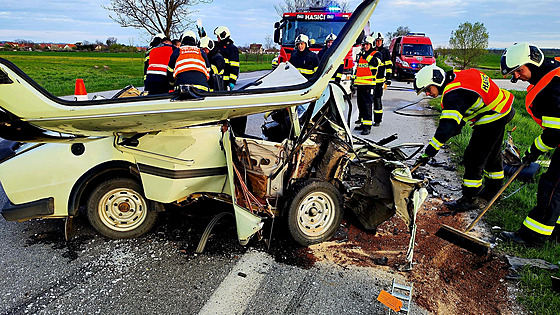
0;51;274;96
429;93;560;315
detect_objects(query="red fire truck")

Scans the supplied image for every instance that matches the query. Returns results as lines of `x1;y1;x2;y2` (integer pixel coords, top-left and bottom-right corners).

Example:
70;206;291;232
273;6;355;88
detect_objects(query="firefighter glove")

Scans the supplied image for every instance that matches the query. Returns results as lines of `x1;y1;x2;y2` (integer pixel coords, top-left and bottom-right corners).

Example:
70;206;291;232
228;83;235;91
386;80;391;86
522;148;540;164
415;153;431;167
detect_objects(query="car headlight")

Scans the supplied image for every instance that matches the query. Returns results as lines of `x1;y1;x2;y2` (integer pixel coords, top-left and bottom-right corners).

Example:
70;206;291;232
401;60;410;68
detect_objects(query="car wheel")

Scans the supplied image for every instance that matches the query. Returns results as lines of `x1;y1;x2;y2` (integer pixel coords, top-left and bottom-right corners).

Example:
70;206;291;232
87;178;158;239
286;180;343;246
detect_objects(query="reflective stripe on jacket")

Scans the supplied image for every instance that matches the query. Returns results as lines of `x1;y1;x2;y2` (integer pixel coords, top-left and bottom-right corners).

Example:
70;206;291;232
354;50;380;86
442;69;514;125
146;45;175;76
174;46;209;80
526;64;560;151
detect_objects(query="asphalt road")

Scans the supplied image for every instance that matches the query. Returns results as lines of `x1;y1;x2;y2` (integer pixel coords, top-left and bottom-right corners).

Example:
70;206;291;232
0;71;488;315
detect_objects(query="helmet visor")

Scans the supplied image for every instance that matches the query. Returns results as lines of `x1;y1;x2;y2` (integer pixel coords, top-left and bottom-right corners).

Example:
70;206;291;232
500;54;520;77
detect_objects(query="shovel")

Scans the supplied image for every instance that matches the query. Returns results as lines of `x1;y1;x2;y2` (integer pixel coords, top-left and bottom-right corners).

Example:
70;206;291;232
435;161;528;256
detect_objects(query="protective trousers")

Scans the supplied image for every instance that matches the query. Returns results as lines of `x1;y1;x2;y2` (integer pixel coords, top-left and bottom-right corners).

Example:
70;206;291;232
356;85;374;128
373;84;384;124
462;110;514;199
518;148;560;244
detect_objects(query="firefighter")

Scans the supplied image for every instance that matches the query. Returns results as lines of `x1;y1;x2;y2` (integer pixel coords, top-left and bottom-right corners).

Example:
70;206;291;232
372;31;392;126
289;34;320;80
214;26;245;135
167;31;210;91
317;33;343;83
499;43;560;246
144;36;176;95
353;35;381;135
200;36;225;91
214;26;239;90
413;65;515;212
143;33;165;86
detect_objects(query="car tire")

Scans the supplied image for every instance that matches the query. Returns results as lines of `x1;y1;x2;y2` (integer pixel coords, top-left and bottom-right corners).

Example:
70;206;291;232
286;180;343;246
87;178;158;239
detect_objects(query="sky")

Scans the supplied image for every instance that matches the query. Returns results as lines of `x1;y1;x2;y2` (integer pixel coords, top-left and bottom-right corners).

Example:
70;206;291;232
0;0;559;49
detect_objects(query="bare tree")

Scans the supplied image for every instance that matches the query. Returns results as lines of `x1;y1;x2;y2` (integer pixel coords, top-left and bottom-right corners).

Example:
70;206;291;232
264;35;277;50
274;0;350;17
384;26;410;45
103;0;212;40
106;37;118;46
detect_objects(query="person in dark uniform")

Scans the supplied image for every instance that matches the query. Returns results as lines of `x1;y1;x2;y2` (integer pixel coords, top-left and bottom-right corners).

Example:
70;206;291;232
414;64;515;212
371;31;392;126
200;36;225;91
499;43;560;246
143;33;165;89
144;36;176;95
167;31;210;91
317;33;343;83
289;34;320;80
214;26;245;135
353;35;381;135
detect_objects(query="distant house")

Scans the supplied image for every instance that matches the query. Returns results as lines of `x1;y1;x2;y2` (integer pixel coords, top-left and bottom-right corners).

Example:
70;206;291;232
63;44;76;51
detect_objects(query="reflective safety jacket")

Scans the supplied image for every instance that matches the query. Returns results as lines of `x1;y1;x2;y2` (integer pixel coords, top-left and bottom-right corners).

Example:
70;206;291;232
289;48;320;80
208;50;226;91
354;49;381;86
374;46;392;84
525;57;560;154
145;44;176;79
425;69;514;157
217;39;240;86
167;46;210;91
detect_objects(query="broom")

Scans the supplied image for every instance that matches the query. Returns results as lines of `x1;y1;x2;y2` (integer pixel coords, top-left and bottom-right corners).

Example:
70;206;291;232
435;161;528;256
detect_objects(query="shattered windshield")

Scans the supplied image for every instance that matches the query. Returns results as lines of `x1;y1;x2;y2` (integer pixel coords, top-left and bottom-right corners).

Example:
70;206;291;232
402;44;433;57
282;20;347;47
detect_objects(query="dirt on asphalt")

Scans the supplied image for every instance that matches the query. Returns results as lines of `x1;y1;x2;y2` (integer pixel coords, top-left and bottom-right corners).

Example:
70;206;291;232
305;172;523;315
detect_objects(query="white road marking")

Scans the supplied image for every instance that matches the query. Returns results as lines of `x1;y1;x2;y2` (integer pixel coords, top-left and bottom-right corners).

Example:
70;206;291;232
198;250;273;315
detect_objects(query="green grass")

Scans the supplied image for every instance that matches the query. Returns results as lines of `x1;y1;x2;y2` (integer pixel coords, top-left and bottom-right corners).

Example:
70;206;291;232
429;91;560;315
0;51;273;96
436;53;503;79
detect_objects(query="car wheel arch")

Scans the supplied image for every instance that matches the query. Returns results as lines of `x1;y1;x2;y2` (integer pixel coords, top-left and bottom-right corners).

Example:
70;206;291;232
67;160;142;217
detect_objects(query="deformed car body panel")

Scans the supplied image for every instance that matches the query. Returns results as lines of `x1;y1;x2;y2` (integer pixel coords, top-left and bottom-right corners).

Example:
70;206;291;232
0;0;380;141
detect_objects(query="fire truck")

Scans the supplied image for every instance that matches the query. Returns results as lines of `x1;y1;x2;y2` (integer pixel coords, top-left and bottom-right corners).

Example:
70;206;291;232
273;6;355;91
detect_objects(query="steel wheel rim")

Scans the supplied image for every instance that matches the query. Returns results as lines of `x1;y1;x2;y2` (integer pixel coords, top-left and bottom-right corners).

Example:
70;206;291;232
296;191;336;237
98;187;147;232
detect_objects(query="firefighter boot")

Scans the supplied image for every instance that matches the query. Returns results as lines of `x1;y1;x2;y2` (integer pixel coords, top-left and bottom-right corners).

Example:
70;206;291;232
444;196;480;212
361;127;371;135
499;231;543;247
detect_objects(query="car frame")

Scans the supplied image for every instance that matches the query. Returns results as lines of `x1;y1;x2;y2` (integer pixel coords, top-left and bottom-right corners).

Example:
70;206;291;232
0;0;428;267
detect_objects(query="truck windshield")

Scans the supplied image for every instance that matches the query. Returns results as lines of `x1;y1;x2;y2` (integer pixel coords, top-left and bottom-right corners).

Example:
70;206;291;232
402;44;433;57
282;20;347;47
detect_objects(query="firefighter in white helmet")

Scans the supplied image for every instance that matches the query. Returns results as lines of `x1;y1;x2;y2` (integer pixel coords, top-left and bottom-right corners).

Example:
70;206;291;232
200;36;225;91
318;33;343;83
166;30;210;92
353;35;381;135
499;43;560;246
414;64;516;212
371;31;392;126
289;34;320;80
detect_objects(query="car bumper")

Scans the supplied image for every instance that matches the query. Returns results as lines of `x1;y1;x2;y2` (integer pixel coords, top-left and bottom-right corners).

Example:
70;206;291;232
1;197;54;222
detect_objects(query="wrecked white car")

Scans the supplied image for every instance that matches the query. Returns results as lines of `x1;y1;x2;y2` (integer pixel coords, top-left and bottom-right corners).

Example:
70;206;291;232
0;0;427;264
